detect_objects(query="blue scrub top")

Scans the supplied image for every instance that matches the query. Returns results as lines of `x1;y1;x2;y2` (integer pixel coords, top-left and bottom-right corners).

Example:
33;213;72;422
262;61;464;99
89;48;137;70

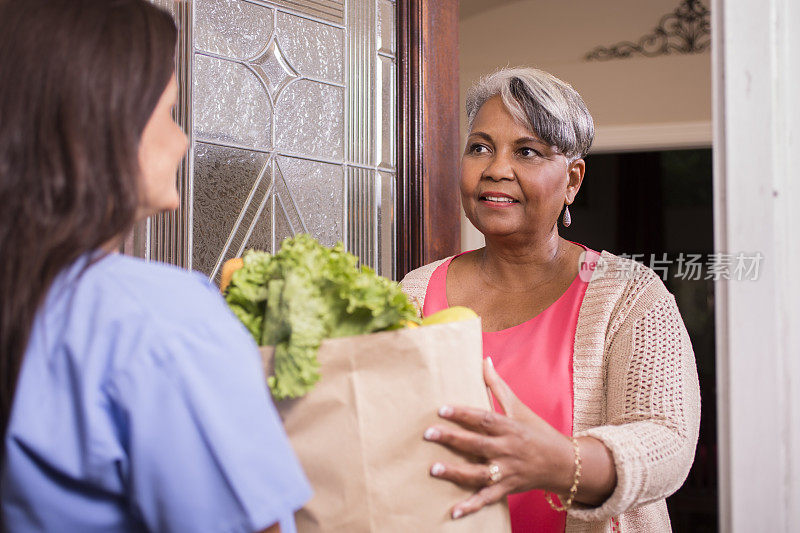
2;253;312;532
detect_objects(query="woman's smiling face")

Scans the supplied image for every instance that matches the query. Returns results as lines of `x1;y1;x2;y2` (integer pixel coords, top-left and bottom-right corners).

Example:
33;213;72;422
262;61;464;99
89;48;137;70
460;95;584;241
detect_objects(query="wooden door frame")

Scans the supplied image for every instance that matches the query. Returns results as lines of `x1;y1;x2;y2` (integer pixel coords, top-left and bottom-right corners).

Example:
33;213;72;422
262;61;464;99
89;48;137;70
396;0;461;279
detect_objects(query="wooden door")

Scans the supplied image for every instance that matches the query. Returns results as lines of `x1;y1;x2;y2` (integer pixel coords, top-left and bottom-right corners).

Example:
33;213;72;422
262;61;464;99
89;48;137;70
396;0;461;278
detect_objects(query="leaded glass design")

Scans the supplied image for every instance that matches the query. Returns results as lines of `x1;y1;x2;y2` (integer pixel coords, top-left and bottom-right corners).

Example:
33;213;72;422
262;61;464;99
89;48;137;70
193;54;273;148
192;143;271;275
275;80;344;159
194;0;274;59
144;0;397;280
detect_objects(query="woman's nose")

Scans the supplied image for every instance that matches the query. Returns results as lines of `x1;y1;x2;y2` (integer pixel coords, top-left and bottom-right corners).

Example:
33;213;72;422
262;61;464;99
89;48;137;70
482;151;515;181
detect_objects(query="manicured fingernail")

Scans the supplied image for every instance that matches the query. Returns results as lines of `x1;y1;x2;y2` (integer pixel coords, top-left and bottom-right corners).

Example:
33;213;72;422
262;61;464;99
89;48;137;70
431;462;445;476
486;356;494;368
438;405;453;417
424;427;441;440
452;508;463;519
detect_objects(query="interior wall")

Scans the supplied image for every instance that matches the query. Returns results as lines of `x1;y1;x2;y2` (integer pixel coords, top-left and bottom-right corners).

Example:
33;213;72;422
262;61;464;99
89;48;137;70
458;0;712;251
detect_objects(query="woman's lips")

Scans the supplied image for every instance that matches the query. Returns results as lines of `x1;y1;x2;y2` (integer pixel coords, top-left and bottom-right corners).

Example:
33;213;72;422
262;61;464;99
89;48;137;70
479;193;519;208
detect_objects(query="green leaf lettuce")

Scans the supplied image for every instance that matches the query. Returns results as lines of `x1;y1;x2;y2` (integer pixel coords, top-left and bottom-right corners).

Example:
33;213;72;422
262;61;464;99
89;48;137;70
224;234;419;400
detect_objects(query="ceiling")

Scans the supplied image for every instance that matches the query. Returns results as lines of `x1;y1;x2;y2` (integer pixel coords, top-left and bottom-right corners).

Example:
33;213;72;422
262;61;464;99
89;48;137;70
459;0;530;20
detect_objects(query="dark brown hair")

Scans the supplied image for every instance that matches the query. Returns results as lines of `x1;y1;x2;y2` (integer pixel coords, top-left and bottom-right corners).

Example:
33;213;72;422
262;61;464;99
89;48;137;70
0;0;177;435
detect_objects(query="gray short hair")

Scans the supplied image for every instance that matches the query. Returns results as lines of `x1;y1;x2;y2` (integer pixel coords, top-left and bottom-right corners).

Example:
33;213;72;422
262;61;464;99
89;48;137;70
465;67;594;160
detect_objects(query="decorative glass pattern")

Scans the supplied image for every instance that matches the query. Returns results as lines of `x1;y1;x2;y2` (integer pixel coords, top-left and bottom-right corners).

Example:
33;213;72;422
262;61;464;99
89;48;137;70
144;0;398;279
275;80;344;160
377;0;395;55
347;167;376;268
346;0;376;167
246;191;296;254
267;0;344;24
193;54;272;149
273;194;297;250
277;12;344;83
192;143;270;276
250;40;299;99
377;56;395;169
378;171;395;278
195;0;274;60
276;157;344;247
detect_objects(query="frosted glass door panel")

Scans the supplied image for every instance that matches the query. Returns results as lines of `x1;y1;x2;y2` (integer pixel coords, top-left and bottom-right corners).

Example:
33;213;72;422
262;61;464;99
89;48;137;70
276;12;343;83
145;0;397;280
274;157;344;247
275;81;344;159
195;0;274;59
193;55;273;149
192;143;271;276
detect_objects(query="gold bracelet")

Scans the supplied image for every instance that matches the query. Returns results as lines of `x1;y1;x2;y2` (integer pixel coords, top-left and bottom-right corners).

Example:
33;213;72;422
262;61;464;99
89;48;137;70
545;437;582;512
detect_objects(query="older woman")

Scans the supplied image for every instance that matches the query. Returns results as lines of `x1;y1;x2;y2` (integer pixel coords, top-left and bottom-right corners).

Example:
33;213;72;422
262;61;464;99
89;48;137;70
402;67;700;532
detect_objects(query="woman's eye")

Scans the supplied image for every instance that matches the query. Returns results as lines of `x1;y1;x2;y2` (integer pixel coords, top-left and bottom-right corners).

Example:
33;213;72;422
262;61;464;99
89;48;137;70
468;144;489;154
518;147;540;158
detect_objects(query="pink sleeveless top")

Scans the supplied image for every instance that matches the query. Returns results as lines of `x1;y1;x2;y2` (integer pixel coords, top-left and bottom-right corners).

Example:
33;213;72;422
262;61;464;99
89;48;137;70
423;247;600;533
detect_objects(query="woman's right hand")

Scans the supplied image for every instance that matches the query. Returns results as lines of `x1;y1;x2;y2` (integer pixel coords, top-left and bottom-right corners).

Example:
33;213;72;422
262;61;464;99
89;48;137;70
423;358;617;519
423;358;576;518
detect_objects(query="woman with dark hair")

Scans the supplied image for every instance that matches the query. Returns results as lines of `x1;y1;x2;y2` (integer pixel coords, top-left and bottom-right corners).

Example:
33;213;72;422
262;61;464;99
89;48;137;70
403;68;700;532
0;0;310;531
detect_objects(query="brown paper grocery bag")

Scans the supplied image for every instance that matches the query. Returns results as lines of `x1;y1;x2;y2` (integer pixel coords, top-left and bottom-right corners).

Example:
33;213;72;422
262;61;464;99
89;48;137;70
260;318;511;533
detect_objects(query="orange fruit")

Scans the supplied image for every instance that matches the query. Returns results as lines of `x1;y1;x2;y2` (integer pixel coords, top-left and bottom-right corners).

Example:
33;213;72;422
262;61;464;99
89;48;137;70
220;257;244;294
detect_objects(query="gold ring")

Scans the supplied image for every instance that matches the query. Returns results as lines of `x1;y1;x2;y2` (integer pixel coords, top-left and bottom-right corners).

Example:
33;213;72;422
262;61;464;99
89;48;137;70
487;463;502;485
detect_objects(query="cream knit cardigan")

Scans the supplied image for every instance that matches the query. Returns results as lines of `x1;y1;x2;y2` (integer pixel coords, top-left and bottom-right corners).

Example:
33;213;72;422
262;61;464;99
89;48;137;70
401;251;701;532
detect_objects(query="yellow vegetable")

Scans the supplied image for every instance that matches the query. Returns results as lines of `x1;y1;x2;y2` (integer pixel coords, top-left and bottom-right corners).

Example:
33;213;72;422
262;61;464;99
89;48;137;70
384;319;420;331
219;257;244;294
421;306;478;326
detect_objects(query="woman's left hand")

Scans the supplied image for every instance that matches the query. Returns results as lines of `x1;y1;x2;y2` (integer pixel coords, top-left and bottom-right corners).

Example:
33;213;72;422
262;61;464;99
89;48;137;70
423;357;576;519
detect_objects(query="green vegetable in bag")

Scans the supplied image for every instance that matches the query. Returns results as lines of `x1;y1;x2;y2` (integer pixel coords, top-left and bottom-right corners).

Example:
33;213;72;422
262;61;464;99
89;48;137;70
224;234;420;400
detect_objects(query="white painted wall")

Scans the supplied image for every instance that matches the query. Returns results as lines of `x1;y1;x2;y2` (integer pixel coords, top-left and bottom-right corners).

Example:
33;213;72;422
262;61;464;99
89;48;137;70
713;0;800;529
458;0;713;252
460;0;712;128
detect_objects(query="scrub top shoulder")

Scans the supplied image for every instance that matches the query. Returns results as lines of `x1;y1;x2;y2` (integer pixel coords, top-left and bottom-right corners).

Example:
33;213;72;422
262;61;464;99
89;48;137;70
2;253;311;533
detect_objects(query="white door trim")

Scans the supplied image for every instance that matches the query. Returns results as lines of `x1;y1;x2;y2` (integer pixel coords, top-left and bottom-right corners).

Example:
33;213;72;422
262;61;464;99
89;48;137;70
713;0;800;530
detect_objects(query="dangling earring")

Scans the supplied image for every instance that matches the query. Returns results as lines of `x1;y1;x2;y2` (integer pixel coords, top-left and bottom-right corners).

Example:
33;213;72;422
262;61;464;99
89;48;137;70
562;204;572;227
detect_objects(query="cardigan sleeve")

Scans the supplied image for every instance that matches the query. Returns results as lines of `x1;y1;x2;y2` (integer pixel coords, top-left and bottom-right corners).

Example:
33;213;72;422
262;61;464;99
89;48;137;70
568;283;701;522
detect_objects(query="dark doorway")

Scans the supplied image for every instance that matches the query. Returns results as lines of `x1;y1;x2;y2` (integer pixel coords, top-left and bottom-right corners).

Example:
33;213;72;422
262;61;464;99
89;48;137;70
563;148;717;532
